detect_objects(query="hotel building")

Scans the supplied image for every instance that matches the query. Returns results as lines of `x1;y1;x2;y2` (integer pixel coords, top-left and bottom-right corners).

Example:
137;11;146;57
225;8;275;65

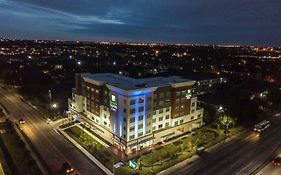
68;73;203;154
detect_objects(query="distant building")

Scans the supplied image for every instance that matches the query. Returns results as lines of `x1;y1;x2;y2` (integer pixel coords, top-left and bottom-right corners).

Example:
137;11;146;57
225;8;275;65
68;73;203;154
195;77;228;94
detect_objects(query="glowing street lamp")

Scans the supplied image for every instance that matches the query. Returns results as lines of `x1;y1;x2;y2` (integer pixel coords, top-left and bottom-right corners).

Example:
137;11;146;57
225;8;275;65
51;103;58;108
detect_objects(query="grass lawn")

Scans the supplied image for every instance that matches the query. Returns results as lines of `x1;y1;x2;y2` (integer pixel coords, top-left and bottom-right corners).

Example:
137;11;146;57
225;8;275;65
64;125;117;171
0;122;42;175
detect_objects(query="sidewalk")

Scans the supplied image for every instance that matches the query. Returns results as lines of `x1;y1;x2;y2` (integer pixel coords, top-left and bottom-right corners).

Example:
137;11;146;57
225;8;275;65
57;128;113;175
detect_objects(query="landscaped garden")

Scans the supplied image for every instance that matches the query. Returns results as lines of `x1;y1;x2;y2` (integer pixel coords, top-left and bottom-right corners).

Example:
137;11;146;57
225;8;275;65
61;121;241;175
64;125;117;171
115;125;241;175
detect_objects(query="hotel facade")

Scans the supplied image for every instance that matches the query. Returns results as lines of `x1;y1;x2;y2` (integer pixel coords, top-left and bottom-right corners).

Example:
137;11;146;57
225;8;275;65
68;73;203;154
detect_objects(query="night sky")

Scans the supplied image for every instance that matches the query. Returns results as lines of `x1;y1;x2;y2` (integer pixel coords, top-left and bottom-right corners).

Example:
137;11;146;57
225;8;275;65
0;0;280;46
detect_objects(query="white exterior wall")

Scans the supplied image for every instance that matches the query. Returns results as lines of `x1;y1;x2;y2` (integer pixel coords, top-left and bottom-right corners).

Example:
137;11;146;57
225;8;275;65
69;94;84;113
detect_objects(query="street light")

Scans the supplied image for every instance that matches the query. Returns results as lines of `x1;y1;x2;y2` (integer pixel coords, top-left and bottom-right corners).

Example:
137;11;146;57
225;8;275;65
218;106;224;113
51;103;58;109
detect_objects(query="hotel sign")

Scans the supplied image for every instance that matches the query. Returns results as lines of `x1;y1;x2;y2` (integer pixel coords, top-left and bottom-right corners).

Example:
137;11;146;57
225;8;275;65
129;159;137;170
185;89;193;99
110;95;117;111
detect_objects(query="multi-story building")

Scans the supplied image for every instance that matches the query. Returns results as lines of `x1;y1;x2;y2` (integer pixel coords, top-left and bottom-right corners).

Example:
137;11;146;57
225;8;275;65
69;73;203;154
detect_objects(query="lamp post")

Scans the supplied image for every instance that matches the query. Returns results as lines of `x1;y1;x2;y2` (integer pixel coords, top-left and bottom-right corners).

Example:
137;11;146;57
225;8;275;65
51;103;57;109
51;102;59;118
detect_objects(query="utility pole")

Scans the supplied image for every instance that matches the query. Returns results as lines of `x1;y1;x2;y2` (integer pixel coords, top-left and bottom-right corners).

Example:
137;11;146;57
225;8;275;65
48;89;52;102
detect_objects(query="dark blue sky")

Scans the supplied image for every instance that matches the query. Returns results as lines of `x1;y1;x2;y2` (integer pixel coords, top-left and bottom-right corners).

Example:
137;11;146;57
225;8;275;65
0;0;280;46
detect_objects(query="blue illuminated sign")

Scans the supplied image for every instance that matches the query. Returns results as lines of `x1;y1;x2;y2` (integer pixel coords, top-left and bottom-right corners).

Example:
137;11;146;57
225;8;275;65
129;160;137;170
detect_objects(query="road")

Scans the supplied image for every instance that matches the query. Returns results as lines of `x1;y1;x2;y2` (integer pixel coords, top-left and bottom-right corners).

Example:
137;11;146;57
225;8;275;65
0;87;104;175
256;147;281;175
172;116;281;175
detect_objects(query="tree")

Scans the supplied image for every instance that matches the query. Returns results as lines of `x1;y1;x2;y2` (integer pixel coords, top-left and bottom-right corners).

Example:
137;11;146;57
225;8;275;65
203;106;217;124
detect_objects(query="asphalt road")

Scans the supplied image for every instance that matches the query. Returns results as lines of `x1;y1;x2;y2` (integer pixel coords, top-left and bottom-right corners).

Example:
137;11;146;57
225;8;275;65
256;147;281;175
172;116;281;175
0;87;104;175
